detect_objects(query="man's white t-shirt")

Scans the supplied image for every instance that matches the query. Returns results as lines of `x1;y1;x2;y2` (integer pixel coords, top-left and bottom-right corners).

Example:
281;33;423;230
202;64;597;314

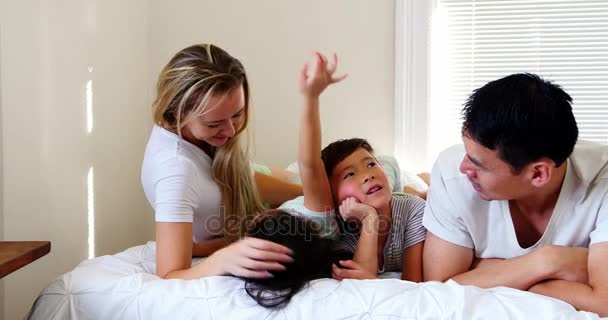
141;125;223;243
423;142;608;259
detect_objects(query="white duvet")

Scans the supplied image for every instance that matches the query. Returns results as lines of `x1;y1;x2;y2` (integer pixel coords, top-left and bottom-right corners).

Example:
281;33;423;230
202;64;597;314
27;242;602;320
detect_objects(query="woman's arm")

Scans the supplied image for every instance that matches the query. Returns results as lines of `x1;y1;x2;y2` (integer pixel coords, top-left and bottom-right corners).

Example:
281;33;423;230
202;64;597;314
156;222;218;279
192;237;231;257
401;242;424;282
254;172;302;207
156;222;294;280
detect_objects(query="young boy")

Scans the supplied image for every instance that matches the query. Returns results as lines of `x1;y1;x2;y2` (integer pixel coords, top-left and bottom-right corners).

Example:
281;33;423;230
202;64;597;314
280;52;426;281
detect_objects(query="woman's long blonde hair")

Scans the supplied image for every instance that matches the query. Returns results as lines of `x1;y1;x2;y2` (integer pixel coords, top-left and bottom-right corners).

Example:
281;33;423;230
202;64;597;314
152;44;264;238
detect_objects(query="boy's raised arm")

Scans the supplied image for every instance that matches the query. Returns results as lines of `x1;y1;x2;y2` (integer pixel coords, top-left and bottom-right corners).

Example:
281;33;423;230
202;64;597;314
298;52;346;212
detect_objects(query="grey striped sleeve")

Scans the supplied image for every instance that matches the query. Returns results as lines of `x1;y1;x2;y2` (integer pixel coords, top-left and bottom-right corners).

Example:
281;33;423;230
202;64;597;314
393;194;427;248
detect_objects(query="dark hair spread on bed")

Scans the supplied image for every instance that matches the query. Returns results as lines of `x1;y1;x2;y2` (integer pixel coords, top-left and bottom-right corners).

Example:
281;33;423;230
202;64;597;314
242;210;352;308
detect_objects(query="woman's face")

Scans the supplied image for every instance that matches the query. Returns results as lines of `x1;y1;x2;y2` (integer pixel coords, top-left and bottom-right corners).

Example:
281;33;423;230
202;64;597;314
181;85;245;148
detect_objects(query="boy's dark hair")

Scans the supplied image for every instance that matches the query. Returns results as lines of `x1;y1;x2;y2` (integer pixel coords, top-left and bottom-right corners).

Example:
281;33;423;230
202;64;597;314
462;73;578;172
242;210;352;308
321;138;374;178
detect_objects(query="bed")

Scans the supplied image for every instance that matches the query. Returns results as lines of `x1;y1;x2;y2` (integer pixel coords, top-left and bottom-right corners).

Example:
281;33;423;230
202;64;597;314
27;241;601;320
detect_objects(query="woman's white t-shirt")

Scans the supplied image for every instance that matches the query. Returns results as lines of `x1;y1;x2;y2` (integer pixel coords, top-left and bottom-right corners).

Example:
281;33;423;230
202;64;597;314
141;125;223;243
423;142;608;259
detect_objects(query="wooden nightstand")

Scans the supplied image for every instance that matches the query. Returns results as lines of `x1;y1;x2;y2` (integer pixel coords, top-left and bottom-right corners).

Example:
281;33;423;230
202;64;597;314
0;241;51;278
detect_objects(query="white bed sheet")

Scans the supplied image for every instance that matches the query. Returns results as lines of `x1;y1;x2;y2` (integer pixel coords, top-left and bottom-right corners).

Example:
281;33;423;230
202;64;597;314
27;242;602;320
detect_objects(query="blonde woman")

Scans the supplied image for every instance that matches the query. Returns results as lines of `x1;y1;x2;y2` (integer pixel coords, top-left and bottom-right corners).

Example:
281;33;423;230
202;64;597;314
142;44;299;279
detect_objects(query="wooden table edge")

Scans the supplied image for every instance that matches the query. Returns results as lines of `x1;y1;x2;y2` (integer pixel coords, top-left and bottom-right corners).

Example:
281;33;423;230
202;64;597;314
0;241;51;278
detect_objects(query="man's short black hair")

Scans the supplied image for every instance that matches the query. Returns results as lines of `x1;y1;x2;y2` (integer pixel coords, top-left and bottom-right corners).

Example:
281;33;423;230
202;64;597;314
321;138;374;178
462;73;578;172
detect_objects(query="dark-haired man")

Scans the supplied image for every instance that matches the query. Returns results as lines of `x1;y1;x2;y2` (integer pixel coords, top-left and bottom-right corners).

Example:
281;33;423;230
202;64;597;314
422;73;608;316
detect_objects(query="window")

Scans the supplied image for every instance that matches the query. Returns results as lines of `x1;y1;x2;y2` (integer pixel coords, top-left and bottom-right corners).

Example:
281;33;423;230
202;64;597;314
395;0;608;172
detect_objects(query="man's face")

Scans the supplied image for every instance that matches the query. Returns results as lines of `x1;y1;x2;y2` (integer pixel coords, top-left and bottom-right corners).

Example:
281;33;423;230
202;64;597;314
330;148;392;209
459;134;530;201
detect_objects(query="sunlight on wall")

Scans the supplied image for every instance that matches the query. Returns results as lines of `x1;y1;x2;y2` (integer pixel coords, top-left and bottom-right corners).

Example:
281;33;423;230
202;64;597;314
86;65;95;259
87;166;95;259
86;67;93;135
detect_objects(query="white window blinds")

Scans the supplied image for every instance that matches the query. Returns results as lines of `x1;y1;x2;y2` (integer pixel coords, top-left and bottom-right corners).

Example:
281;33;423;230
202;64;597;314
428;0;608;162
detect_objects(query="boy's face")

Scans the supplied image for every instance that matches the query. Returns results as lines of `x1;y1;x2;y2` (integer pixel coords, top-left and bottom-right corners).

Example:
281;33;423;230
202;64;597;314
330;148;392;209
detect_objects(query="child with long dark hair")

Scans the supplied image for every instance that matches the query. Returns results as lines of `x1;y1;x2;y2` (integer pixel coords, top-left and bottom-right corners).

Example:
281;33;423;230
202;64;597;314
242;210;352;308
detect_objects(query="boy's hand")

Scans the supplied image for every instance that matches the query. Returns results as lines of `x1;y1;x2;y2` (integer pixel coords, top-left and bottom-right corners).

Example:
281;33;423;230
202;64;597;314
339;197;377;223
299;52;347;98
332;260;378;280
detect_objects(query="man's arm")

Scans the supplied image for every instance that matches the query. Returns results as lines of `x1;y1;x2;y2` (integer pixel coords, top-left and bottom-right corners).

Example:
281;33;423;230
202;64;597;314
423;231;473;281
529;243;608;317
424;232;557;290
402;242;424;282
451;251;552;290
426;230;590;291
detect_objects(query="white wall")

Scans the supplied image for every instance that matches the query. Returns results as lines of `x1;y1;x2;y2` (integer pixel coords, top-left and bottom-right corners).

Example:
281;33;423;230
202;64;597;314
0;1;155;319
0;22;4;318
149;0;396;167
0;0;395;318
